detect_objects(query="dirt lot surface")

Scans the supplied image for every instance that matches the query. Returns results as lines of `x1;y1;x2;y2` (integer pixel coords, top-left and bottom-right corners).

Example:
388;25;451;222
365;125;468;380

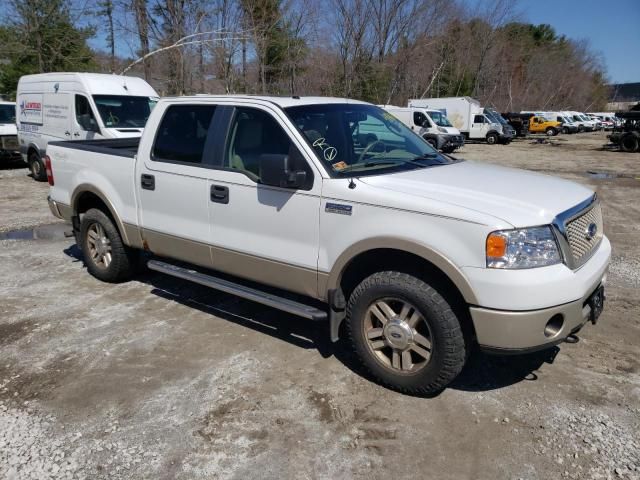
1;132;639;480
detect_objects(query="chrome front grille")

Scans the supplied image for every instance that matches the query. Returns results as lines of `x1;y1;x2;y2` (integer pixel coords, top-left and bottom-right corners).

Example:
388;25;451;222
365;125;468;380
564;202;603;268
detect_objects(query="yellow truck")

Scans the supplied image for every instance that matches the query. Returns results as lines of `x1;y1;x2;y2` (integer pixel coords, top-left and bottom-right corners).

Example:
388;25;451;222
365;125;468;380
527;115;562;136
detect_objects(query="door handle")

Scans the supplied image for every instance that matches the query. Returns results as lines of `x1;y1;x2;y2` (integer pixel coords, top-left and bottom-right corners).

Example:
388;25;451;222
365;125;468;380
73;132;80;137
141;174;155;191
210;185;229;204
64;131;71;136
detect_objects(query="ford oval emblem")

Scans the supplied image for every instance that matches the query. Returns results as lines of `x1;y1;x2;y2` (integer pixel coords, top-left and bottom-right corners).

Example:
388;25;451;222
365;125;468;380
585;222;597;240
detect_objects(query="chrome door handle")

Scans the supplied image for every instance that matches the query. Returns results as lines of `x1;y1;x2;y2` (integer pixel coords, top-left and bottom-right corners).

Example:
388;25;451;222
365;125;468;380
64;131;71;136
73;132;80;137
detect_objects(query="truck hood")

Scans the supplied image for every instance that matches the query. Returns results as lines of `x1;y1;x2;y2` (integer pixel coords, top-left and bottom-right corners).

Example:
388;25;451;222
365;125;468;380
358;160;594;227
0;123;17;135
441;127;461;135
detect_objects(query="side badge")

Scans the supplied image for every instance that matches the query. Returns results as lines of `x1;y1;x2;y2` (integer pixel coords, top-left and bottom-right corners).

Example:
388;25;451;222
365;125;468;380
325;202;352;216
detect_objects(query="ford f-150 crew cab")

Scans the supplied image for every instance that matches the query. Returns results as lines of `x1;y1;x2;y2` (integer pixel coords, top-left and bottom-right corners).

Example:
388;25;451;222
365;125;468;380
45;95;610;395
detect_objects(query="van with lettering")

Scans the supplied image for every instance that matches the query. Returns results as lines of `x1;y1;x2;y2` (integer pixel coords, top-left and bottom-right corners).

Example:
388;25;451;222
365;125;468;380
16;72;159;181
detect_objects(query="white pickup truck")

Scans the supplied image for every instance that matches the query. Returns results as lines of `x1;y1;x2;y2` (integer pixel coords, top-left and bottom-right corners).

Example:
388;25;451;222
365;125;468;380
45;95;610;394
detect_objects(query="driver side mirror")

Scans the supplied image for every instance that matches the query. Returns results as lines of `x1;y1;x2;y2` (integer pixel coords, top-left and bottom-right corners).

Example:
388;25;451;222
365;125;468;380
259;154;307;190
78;114;100;133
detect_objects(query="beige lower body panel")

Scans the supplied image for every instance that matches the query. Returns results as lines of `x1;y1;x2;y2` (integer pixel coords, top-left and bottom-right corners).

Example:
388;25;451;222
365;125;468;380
143;229;214;271
470;298;591;351
210;245;323;299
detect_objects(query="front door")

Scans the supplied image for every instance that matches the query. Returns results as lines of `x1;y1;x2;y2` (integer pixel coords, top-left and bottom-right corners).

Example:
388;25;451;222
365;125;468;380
470;114;487;138
73;94;103;140
207;104;322;298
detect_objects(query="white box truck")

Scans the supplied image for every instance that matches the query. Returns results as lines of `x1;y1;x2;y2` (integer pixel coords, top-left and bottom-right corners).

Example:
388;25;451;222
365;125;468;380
17;72;159;181
408;97;512;145
380;105;464;153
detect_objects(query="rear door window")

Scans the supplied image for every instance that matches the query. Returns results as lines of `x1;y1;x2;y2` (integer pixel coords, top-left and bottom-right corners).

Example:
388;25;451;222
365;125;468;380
152;105;216;165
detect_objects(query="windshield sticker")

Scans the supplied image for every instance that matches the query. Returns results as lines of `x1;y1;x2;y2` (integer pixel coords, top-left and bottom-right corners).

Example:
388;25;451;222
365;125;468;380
312;137;338;162
332;161;348;171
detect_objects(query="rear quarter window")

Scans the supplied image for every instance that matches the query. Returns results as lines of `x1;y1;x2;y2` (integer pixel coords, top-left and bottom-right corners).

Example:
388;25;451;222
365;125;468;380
152;105;216;164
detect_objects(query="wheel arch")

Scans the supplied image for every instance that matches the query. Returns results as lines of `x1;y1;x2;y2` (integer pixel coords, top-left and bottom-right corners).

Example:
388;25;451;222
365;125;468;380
325;239;478;305
71;184;138;247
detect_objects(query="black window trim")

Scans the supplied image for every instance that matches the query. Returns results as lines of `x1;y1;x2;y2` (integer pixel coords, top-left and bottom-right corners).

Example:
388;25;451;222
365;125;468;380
150;103;221;168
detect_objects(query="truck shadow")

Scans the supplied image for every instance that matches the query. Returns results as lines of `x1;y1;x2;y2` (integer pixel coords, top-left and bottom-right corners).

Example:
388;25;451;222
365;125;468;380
63;245;560;397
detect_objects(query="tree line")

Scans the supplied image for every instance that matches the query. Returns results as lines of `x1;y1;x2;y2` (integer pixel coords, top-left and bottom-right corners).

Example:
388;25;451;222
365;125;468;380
0;0;609;111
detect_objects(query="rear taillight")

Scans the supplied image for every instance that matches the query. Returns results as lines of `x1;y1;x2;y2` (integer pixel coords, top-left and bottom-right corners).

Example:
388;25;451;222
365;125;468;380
44;155;54;186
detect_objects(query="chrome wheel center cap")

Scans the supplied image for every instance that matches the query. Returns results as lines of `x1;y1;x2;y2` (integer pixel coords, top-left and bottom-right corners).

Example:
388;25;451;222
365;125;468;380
383;319;413;350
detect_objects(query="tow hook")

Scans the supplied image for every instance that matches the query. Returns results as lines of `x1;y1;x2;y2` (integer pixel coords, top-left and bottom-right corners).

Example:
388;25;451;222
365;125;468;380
564;334;580;344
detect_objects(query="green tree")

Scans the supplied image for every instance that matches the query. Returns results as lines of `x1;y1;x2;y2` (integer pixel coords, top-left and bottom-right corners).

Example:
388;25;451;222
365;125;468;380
0;0;96;97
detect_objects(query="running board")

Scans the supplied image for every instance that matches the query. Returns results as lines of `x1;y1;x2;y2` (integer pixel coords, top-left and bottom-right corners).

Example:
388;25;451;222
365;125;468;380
147;260;328;322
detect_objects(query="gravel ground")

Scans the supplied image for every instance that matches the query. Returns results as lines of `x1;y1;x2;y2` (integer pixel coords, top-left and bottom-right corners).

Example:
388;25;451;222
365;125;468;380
0;131;639;479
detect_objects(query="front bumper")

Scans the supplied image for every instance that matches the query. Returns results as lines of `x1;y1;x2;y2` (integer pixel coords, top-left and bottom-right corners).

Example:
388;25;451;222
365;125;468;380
442;134;464;149
466;236;610;352
471;281;604;353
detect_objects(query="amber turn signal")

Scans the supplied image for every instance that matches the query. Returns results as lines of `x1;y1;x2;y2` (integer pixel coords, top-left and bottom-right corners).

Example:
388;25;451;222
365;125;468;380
486;233;507;258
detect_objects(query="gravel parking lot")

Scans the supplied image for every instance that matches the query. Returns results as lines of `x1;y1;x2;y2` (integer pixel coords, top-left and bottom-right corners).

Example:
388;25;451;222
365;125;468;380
1;131;639;480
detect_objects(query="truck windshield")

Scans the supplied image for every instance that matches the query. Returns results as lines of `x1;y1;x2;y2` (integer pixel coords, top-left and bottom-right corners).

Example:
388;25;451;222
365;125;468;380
486;110;508;125
0;104;16;124
428;111;453;127
92;95;158;128
285;103;455;177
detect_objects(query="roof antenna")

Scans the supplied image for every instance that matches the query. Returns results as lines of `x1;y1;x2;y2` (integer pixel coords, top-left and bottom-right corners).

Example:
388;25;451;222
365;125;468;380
348;177;356;189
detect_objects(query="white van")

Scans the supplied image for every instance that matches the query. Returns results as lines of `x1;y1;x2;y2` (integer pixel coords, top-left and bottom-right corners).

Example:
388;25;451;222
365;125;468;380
381;105;464;153
17;72;159;180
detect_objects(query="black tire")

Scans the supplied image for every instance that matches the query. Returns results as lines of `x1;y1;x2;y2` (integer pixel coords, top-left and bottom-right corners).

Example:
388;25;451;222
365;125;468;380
578;125;585;133
345;271;466;395
28;151;47;182
545;127;557;136
441;146;456;154
620;134;639;153
562;127;569;134
425;137;438;150
80;208;137;283
486;133;498;145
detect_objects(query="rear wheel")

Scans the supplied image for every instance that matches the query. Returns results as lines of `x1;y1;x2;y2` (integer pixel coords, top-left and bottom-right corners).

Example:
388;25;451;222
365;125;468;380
28;151;47;182
346;271;466;395
621;134;639;153
80;208;137;283
486;133;498;145
546;127;557;136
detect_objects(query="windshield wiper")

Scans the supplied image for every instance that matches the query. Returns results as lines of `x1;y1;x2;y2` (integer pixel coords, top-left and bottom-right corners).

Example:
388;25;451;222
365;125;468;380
340;155;441;173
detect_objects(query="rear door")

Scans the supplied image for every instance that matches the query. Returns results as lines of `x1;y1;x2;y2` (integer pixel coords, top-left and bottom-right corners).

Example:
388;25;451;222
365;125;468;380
137;102;223;268
205;103;322;298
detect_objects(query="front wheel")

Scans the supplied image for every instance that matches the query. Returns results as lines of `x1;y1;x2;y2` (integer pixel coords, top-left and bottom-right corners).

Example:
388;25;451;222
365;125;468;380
441;146;456;154
546;127;557;136
621;134;639;153
346;271;466;395
80;208;137;283
486;133;498;145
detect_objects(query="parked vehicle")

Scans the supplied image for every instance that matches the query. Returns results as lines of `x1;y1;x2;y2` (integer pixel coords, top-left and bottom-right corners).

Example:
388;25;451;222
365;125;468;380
483;108;517;139
501;113;530;137
0;101;21;163
554;114;579;134
17;72;159;181
524;114;562;136
408;97;513;145
588;113;616;130
381;105;464;153
609;111;640;152
562;111;596;132
45;95;610;394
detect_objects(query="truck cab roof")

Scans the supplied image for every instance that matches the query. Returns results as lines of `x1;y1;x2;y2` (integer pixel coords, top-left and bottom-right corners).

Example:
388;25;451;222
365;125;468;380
170;95;369;109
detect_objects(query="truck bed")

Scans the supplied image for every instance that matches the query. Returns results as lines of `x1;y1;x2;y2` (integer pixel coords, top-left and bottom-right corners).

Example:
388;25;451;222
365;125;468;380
48;137;140;158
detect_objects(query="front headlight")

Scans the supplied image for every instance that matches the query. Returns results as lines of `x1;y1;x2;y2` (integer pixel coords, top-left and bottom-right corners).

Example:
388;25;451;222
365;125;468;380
486;226;561;269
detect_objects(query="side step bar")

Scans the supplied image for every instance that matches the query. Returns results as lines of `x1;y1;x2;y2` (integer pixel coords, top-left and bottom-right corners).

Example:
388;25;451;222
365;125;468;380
147;260;328;322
